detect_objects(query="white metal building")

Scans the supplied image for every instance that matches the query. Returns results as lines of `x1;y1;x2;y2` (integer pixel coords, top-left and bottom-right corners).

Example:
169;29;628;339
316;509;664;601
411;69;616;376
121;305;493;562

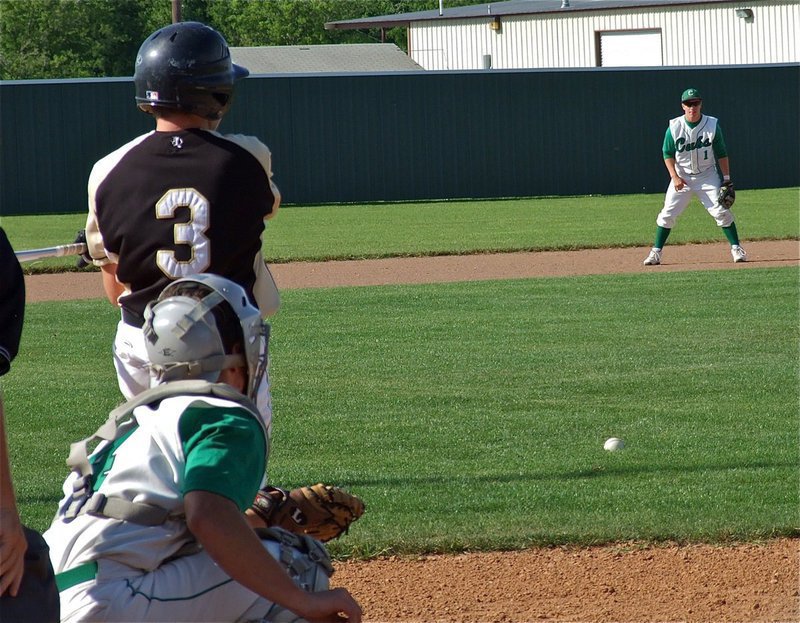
326;0;799;70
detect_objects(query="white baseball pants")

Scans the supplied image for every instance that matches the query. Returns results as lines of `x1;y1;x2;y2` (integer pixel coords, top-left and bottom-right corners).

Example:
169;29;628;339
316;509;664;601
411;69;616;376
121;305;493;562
58;538;328;622
656;166;734;229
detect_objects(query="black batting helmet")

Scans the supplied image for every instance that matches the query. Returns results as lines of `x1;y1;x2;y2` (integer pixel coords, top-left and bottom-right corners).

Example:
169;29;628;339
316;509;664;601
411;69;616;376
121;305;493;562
134;21;249;120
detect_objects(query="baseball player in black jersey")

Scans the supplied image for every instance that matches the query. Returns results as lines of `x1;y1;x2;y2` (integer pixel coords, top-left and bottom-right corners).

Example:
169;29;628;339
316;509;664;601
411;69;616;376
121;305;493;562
83;22;280;427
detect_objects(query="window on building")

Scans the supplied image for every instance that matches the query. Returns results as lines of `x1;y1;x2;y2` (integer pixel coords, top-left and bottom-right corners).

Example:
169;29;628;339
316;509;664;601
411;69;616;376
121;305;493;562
596;29;663;67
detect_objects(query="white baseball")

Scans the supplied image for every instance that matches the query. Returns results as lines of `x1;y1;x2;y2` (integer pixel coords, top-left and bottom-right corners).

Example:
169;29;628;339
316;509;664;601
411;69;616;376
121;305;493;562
604;437;625;451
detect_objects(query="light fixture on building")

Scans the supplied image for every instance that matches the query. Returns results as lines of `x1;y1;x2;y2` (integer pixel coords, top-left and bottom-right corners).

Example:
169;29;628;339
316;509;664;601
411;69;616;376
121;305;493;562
735;8;754;19
489;16;502;31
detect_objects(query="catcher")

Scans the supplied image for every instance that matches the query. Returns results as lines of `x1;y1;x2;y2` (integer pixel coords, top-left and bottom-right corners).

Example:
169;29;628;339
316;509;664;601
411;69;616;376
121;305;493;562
643;87;747;266
44;275;362;622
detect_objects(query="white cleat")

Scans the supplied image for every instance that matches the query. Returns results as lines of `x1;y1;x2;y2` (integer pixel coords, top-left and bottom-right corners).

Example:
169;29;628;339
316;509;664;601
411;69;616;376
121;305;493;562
731;245;747;263
643;248;662;266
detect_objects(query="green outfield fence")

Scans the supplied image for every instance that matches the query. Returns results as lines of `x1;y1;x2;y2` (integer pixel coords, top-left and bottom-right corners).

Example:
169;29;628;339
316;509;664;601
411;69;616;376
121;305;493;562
1;63;798;215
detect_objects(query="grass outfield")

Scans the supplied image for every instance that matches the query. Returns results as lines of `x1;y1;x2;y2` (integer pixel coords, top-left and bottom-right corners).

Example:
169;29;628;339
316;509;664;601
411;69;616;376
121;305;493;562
3;268;798;557
2;187;798;269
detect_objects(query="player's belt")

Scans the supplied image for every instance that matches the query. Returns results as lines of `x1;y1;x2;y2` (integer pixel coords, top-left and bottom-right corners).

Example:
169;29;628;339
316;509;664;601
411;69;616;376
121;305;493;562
121;307;145;328
55;560;98;591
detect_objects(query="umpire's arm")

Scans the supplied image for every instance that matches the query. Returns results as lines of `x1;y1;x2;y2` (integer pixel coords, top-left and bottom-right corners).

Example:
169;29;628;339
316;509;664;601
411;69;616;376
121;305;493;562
0;228;25;376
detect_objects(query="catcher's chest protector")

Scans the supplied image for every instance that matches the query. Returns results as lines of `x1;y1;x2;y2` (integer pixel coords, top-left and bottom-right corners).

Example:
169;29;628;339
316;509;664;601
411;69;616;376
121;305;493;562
62;381;263;525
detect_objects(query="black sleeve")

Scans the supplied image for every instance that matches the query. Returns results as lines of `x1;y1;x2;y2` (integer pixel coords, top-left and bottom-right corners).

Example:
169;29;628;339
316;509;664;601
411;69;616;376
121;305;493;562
0;228;25;376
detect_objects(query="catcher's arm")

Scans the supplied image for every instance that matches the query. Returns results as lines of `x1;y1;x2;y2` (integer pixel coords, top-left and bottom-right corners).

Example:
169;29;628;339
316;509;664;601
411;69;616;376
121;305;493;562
186;491;362;622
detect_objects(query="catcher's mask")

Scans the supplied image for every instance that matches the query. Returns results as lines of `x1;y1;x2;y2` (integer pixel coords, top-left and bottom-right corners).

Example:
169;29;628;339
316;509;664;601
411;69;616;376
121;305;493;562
133;21;249;120
143;274;268;400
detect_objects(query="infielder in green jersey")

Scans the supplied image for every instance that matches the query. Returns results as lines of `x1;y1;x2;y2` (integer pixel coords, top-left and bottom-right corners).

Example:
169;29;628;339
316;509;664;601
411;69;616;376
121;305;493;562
643;88;747;265
44;275;361;622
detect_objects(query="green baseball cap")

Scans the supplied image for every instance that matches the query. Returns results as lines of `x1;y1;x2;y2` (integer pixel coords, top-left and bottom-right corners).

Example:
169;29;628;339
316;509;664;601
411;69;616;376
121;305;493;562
681;88;702;102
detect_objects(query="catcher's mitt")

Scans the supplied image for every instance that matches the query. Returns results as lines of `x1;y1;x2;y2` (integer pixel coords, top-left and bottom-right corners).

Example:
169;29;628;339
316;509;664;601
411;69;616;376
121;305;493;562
250;483;365;542
717;181;735;209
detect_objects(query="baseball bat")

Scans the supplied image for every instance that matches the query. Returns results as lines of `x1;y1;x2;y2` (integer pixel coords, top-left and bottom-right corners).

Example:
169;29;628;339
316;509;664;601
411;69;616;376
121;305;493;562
15;242;88;263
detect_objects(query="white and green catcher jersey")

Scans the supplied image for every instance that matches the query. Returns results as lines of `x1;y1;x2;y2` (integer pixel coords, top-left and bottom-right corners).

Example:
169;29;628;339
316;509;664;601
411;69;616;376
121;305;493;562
45;390;268;574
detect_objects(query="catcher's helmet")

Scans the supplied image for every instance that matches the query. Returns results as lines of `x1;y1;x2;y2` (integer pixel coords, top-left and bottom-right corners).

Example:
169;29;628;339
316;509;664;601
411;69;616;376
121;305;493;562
134;21;249;120
143;274;269;400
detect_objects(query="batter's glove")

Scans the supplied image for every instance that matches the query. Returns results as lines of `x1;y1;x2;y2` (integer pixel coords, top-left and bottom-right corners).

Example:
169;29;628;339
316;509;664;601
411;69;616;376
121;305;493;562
73;229;93;269
250;483;365;542
717;181;735;209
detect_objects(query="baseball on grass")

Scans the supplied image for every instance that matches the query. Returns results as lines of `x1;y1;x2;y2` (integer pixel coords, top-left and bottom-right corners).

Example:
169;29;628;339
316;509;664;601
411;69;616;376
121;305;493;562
604;437;625;452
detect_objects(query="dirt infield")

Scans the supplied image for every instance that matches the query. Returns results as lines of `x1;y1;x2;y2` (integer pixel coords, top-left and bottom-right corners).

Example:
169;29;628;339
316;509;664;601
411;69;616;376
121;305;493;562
24;240;800;622
22;240;800;303
333;540;798;622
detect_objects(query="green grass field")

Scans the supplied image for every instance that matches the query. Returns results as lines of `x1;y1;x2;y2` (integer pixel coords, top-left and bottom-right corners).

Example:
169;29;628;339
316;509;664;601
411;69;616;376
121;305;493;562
2;187;799;269
1;190;798;559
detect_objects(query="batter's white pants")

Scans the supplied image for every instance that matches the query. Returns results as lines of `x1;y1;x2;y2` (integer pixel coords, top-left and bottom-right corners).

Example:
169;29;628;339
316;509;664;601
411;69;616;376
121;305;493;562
656;166;734;229
58;538;329;622
112;320;273;436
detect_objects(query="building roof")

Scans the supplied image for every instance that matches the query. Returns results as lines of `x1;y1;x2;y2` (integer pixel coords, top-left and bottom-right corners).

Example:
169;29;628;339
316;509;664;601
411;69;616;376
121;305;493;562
230;43;423;74
325;0;741;29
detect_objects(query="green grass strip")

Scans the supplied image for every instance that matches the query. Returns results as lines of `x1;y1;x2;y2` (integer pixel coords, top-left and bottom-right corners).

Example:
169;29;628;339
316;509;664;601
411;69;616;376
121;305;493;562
3;188;798;270
4;267;797;557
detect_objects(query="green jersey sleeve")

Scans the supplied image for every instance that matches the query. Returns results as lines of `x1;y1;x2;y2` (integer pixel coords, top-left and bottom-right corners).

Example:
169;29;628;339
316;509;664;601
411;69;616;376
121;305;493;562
178;402;267;511
712;124;728;159
662;127;676;160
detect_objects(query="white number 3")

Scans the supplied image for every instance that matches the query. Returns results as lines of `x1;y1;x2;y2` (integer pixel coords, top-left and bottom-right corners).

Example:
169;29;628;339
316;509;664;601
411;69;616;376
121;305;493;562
155;188;211;278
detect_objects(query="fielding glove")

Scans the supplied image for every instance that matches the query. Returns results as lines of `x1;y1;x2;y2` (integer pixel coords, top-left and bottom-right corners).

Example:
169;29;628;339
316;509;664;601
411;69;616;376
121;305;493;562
717;181;735;209
250;483;365;542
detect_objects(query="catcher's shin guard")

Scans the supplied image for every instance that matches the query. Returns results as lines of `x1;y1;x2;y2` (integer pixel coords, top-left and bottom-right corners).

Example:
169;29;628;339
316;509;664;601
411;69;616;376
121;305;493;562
253;527;333;622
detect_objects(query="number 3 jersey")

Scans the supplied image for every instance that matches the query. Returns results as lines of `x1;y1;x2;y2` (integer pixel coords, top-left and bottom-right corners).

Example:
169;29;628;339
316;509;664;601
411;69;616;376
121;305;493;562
84;128;281;324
